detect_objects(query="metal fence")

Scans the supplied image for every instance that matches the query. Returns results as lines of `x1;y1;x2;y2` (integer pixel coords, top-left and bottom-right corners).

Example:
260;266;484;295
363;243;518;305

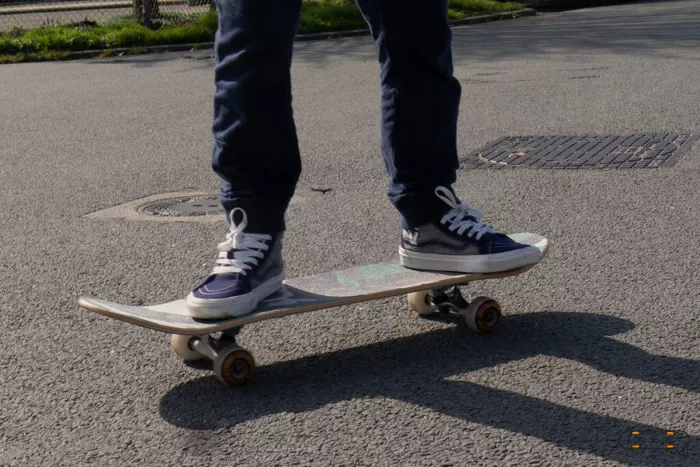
0;0;215;31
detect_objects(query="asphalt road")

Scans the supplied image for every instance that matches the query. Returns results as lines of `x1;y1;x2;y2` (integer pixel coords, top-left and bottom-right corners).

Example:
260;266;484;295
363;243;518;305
1;0;699;465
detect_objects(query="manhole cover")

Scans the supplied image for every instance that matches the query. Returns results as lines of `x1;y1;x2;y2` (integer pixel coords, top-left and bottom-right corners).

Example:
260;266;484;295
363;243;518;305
461;133;699;169
137;196;224;217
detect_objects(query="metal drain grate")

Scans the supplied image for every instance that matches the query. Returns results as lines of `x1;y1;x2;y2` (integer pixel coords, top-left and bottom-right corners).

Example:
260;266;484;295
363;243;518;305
461;133;699;169
137;196;224;217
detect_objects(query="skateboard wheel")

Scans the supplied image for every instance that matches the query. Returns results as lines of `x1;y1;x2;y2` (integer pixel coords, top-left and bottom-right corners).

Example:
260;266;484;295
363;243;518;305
214;347;255;387
463;297;502;334
171;334;203;361
407;291;436;316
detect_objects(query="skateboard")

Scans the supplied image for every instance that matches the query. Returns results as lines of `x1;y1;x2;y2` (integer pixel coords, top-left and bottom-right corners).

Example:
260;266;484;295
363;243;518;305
78;233;548;387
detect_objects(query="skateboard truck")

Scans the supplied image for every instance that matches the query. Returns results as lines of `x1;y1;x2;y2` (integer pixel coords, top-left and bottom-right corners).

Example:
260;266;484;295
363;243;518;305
407;285;503;334
430;286;470;313
172;329;256;387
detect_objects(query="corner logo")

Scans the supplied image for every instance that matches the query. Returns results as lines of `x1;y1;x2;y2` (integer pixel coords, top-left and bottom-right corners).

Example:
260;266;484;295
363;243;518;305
629;429;688;454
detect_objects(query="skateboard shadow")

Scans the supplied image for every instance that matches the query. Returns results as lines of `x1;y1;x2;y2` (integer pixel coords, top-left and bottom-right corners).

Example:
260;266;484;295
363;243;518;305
159;311;699;465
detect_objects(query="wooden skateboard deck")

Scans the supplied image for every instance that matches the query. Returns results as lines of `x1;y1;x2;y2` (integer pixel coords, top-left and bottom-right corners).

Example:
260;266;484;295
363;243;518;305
78;233;548;336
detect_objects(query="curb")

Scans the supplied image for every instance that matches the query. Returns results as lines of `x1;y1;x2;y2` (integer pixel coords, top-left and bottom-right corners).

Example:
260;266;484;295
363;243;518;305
54;8;535;62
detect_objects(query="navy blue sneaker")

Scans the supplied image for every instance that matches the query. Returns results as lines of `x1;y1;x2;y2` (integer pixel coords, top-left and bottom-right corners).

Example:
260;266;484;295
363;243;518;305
399;186;542;273
187;208;284;319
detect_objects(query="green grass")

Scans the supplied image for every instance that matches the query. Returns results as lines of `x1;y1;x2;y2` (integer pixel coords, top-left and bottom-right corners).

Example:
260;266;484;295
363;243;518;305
447;0;524;17
0;13;218;56
0;50;68;64
0;0;523;63
299;0;524;33
299;0;366;34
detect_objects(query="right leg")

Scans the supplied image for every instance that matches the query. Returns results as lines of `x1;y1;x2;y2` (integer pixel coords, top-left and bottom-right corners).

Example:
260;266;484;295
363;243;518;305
212;0;303;233
188;0;302;318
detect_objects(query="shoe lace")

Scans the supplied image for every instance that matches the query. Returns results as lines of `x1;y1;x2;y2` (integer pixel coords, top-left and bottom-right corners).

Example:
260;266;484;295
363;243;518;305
435;186;495;240
212;208;272;276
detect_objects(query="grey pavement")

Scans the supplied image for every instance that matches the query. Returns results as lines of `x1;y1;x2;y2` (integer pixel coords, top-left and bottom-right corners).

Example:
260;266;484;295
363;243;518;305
1;0;699;465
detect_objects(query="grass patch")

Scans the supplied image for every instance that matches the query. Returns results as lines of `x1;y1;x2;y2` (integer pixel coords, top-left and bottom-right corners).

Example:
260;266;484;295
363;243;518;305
447;0;523;19
299;0;366;34
0;12;218;57
0;50;68;63
0;0;523;63
298;0;523;33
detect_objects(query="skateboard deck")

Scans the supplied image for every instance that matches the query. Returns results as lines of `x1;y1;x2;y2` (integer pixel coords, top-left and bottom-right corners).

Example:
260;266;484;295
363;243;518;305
78;233;548;336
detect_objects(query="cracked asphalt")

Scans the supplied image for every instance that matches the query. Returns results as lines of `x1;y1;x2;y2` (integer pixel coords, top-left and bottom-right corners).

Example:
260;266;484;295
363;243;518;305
1;0;699;465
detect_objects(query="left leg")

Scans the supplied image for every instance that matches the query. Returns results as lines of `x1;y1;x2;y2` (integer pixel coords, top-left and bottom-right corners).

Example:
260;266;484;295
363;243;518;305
356;0;461;228
357;0;542;273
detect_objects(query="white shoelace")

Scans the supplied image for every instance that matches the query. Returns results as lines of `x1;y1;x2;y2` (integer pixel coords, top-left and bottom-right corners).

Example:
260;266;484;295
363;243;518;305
435;186;495;240
212;208;272;276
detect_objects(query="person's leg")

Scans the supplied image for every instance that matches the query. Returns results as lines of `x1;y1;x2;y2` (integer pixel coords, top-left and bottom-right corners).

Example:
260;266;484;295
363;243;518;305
188;0;303;318
355;0;461;228
212;0;303;233
356;0;542;273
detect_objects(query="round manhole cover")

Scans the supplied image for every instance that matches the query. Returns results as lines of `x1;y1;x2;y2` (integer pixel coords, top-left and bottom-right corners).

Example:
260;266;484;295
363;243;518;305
137;196;224;217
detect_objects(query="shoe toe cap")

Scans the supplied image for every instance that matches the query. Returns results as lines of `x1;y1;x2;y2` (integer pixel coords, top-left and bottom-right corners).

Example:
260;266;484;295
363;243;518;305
191;274;250;300
490;236;531;254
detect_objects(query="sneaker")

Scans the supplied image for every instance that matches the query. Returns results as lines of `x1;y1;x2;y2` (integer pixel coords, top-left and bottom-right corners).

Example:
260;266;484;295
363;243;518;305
186;208;285;319
399;186;541;273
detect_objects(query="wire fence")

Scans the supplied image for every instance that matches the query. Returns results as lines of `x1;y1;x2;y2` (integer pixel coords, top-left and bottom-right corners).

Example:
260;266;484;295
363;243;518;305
0;0;215;31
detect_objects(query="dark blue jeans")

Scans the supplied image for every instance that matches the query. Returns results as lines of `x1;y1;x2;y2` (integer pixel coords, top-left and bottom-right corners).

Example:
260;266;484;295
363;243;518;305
212;0;461;232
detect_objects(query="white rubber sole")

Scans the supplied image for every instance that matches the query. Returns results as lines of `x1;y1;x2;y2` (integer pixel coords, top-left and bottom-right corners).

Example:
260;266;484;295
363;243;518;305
399;245;541;274
186;272;285;319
